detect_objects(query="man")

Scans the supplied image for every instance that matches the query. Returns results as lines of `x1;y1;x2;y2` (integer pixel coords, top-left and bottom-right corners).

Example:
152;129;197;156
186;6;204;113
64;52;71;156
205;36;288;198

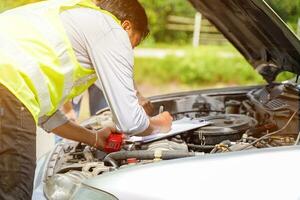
0;0;172;199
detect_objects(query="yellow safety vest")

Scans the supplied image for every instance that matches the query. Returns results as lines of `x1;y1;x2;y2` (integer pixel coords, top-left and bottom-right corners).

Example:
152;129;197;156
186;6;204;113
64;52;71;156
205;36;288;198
0;0;119;123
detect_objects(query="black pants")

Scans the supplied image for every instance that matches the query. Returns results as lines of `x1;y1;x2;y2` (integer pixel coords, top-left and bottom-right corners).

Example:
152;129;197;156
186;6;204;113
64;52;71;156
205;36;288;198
0;85;36;200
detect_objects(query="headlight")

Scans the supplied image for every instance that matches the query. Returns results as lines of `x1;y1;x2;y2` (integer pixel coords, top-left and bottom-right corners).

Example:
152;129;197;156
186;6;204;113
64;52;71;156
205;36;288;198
44;171;92;200
72;186;118;200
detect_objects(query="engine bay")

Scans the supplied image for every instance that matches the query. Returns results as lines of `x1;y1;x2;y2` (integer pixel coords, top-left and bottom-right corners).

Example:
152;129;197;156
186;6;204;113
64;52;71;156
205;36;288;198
44;83;300;199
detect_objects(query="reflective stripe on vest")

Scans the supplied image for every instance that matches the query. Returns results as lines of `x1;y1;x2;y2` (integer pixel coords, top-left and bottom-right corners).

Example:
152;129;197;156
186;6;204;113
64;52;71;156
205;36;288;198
0;32;52;117
28;13;75;112
73;74;98;87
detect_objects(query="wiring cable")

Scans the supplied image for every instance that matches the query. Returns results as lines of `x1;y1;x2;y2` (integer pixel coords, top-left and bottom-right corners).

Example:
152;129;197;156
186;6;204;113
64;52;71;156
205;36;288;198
238;111;297;151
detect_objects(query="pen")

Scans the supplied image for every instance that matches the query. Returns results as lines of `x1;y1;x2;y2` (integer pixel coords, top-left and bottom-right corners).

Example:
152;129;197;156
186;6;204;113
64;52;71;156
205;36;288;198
159;105;164;114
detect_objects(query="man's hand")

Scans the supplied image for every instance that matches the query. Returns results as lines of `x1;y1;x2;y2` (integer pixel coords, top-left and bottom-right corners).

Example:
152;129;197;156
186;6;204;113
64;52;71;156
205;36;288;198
150;111;173;133
94;126;116;150
138;111;173;136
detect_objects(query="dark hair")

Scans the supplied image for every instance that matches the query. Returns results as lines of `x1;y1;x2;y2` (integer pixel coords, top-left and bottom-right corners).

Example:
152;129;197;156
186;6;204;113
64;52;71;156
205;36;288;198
96;0;150;39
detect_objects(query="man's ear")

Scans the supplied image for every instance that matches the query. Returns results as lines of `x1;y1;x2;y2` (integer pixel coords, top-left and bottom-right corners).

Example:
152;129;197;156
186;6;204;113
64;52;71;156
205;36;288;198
121;20;133;31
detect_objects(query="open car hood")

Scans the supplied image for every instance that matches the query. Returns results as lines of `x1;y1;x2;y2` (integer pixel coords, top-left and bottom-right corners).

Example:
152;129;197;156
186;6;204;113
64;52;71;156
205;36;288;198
188;0;300;83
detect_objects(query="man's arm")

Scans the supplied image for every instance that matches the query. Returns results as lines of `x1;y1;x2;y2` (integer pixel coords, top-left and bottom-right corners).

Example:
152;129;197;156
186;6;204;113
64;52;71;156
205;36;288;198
134;82;154;116
39;110;114;149
52;121;114;150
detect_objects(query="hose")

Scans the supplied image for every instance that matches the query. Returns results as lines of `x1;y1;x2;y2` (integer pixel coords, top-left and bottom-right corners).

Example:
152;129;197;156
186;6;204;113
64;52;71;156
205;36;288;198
104;156;118;169
295;131;300;146
187;144;215;150
104;150;197;168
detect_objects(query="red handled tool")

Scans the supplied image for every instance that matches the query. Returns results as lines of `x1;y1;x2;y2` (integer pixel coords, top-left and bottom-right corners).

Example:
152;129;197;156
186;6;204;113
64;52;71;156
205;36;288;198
104;133;123;153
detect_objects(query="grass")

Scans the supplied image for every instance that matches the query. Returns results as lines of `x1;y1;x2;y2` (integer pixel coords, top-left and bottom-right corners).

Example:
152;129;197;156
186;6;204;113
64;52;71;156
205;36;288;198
134;45;295;87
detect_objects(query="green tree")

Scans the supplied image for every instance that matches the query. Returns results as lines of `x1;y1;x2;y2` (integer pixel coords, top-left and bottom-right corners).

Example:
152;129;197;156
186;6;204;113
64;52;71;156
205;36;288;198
140;0;299;44
266;0;300;23
265;0;300;31
1;0;298;43
139;0;196;44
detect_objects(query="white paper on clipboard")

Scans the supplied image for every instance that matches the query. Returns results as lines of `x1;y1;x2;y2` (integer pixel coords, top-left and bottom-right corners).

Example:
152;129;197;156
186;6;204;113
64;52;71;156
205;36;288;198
127;117;211;144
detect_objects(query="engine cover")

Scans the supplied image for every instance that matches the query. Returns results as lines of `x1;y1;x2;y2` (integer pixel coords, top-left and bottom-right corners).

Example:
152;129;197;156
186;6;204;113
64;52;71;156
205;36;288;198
192;114;257;145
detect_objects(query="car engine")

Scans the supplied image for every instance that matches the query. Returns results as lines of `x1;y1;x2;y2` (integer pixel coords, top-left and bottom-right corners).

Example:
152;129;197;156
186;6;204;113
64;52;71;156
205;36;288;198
44;83;300;199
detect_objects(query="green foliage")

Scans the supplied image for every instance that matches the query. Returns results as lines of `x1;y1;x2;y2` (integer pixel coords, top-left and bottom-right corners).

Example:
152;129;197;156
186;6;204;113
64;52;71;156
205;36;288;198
140;0;299;44
2;0;298;41
134;45;295;87
265;0;300;27
139;0;196;44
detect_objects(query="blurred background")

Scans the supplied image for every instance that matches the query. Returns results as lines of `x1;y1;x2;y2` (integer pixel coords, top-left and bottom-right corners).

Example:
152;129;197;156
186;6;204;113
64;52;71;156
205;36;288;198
1;0;299;110
1;0;299;158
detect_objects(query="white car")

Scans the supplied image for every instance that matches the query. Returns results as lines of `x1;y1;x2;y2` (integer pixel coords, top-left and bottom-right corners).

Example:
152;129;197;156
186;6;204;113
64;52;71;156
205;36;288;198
33;0;300;199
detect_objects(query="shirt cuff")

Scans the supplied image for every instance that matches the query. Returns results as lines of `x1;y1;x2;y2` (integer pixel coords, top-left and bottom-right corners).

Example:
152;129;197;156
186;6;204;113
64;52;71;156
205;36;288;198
38;110;69;132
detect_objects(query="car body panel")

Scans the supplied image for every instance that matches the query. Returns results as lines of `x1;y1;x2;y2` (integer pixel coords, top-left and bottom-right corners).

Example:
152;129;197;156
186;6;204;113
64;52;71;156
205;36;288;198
149;85;263;101
82;146;300;200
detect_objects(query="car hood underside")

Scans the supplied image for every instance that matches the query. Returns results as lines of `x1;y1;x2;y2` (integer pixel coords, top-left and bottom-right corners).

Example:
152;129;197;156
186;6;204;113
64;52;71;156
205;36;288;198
188;0;300;83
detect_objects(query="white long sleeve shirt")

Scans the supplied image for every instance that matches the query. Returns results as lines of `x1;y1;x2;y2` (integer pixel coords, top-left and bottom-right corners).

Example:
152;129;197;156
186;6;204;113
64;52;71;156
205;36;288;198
44;7;149;135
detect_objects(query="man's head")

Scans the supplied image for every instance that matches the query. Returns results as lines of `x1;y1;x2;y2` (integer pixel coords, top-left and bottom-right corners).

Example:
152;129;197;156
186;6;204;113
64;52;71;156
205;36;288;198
95;0;149;48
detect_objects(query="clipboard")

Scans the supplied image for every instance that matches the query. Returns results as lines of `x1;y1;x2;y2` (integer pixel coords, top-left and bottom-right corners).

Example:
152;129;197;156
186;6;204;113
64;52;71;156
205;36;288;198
127;117;212;144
